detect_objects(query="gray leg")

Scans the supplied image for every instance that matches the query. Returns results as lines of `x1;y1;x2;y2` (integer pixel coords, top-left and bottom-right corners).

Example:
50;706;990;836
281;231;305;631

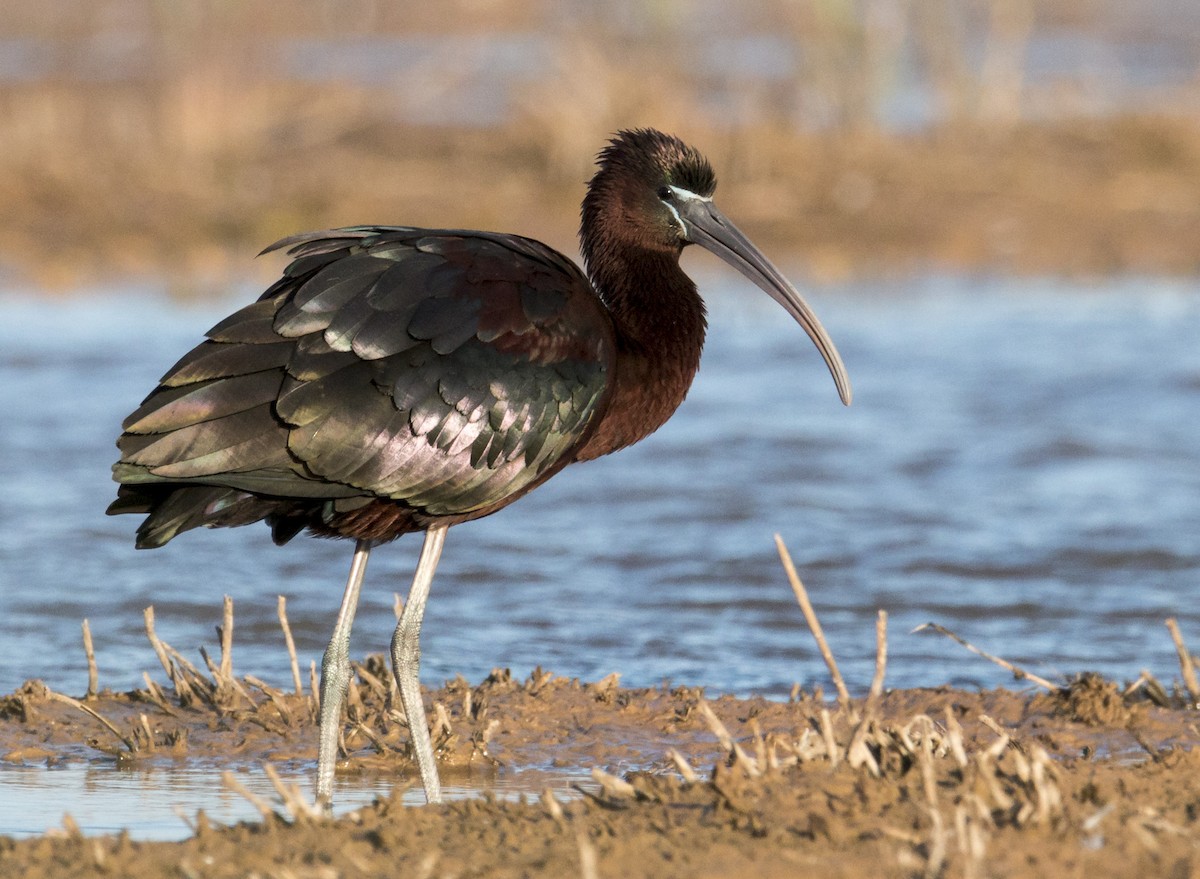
315;538;373;812
391;524;448;804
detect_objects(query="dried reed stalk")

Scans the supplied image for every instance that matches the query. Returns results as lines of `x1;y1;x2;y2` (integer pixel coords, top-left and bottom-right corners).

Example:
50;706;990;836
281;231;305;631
819;708;840;769
245;675;292;725
866;609;888;713
944;706;969;768
913;622;1058;691
347;667;366;716
81;619;98;700
277;595;303;696
141;673;179;716
138;714;156;751
696;700;734;752
144;607;197;704
202;596;252;704
170;645;220;705
217;594;234;683
576;823;600;879
667;748;699;782
263;763;322;821
143;607;173;679
591;767;636;799
221;771;276;822
46;689;136;753
432;702;453;740
919;732;946;879
352;661;389;700
352;721;387;754
774;534;852;713
541;788;565;821
1165;618;1200;705
845;717;880;776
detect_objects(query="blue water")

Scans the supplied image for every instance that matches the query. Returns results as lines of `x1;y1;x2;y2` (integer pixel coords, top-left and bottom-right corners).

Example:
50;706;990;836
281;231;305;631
0;760;581;840
2;272;1198;700
0;273;1198;836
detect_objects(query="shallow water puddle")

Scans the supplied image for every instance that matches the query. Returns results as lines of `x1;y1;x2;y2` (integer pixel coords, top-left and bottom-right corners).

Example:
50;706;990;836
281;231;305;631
0;762;589;840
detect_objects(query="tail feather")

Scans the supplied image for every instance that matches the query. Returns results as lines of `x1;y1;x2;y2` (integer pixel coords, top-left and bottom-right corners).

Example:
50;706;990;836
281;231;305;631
109;485;290;549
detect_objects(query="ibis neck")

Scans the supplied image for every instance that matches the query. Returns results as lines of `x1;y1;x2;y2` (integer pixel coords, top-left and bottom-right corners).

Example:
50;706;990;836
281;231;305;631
575;248;708;461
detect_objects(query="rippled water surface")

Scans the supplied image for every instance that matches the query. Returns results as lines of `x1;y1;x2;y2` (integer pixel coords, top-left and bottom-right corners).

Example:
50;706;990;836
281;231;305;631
3;274;1199;697
1;274;1198;835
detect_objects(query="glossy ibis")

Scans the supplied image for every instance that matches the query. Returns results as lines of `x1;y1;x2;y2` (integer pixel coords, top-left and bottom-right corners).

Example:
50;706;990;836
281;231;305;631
108;128;852;810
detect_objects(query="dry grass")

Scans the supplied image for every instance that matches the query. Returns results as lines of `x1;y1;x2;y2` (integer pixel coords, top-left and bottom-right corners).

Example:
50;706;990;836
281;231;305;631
0;0;1198;287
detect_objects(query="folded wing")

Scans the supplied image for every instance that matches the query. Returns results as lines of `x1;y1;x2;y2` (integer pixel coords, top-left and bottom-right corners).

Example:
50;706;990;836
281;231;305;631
111;227;615;546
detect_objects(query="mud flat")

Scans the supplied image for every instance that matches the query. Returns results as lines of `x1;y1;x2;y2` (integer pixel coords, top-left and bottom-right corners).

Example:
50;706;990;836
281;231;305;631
2;644;1199;879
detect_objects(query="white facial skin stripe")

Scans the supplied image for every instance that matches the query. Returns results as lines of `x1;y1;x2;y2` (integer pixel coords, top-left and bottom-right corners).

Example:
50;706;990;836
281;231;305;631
664;185;710;235
663;199;685;230
668;185;711;203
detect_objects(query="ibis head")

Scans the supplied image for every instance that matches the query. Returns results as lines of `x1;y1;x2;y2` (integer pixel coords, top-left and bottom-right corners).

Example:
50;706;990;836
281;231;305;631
581;128;851;406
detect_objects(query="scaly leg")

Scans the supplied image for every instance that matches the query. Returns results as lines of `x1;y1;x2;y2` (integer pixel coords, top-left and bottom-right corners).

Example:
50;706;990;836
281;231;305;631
391;524;448;804
315;538;373;813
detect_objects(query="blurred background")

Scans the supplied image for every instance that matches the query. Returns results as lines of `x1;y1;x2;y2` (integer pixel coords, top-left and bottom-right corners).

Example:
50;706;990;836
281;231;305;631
2;0;1200;704
2;0;1199;838
1;0;1198;287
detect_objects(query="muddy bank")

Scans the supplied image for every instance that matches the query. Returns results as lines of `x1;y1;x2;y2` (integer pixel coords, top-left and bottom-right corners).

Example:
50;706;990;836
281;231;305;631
5;115;1200;289
1;666;1199;878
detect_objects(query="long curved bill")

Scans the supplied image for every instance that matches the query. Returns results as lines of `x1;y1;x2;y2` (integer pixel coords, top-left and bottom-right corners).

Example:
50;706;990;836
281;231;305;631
675;193;852;405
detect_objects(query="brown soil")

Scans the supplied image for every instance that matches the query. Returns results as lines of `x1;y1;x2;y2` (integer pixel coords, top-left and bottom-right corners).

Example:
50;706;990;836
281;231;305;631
2;664;1199;878
6;110;1200;288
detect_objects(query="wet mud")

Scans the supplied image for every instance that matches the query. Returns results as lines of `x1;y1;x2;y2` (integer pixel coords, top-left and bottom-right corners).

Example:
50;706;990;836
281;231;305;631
2;662;1199;878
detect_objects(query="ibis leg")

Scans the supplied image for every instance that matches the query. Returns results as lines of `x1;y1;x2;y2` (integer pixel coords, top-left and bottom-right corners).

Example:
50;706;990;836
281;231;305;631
315;538;373;812
390;524;448;804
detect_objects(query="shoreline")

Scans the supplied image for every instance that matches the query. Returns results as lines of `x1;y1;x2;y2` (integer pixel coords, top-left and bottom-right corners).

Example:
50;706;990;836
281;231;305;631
1;669;1197;877
4;116;1200;291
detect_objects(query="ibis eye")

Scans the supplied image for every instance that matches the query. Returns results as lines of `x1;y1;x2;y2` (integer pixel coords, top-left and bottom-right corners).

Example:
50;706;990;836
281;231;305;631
657;186;672;201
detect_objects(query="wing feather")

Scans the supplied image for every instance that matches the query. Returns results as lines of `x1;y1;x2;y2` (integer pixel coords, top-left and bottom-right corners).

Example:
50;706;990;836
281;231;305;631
161;340;293;386
111;225;615;540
